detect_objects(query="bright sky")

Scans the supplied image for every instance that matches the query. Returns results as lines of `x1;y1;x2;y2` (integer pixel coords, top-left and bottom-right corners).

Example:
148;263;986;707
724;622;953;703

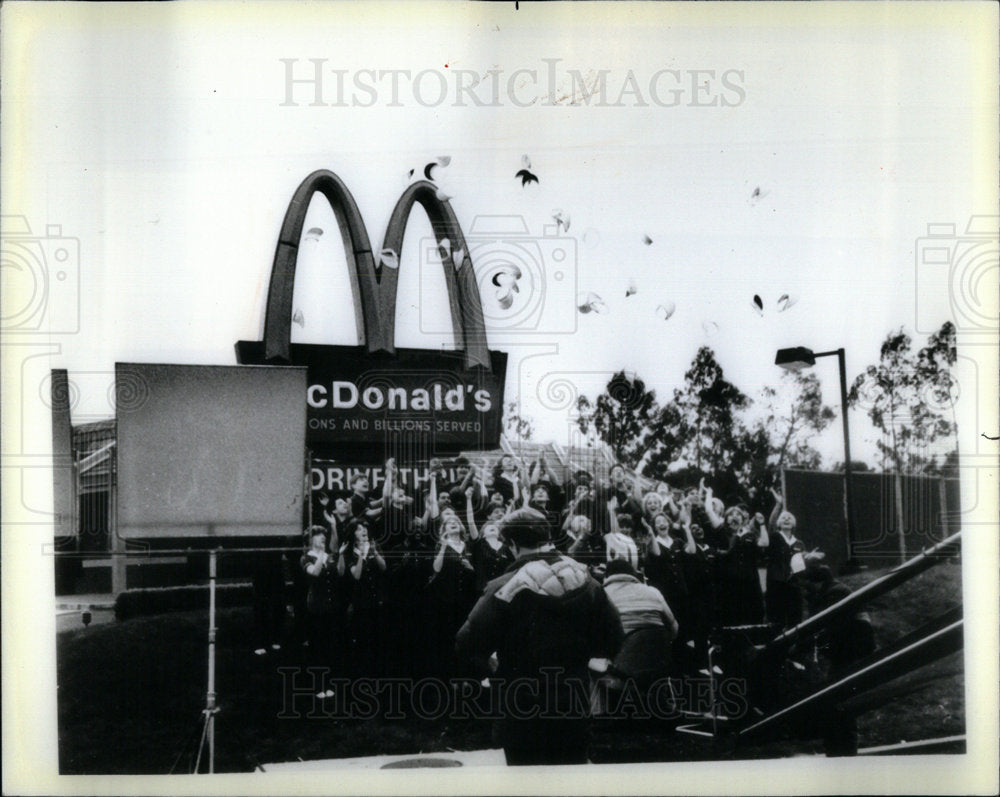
4;2;995;469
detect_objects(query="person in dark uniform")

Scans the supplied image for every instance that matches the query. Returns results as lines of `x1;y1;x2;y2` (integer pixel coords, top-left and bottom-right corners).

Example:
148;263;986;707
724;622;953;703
384;515;432;677
339;520;387;677
680;522;716;674
766;491;806;629
527;480;562;537
593;465;643;534
642;512;691;668
465;488;515;593
300;527;345;693
349;474;384;523
711;507;767;627
318;492;355;553
491;455;525;506
560;475;612;562
439;455;476;514
455;508;624;766
377;458;416;550
425;512;478;679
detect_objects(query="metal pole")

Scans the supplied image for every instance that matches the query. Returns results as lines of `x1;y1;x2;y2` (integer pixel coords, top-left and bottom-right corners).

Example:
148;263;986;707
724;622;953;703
758;530;960;656
207;548;217;773
110;448;127;594
739;618;963;740
836;348;861;574
306;449;313;530
707;644;719;737
196;549;218;773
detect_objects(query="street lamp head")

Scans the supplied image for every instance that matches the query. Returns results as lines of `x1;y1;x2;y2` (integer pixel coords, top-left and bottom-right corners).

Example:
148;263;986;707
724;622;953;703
775;346;816;371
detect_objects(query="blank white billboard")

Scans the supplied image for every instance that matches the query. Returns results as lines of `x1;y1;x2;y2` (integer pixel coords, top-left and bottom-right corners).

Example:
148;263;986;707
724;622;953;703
116;363;307;538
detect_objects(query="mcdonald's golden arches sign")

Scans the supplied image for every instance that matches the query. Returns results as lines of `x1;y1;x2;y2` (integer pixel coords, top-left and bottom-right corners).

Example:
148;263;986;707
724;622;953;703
236;170;507;450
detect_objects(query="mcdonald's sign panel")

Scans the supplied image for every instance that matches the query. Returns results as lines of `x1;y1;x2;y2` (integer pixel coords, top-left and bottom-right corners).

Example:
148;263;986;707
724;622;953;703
309;458;473;496
236;341;506;449
238;169;509;452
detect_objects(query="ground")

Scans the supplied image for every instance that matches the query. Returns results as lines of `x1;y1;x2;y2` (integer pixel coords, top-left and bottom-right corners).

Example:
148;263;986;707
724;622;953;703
55;561;964;773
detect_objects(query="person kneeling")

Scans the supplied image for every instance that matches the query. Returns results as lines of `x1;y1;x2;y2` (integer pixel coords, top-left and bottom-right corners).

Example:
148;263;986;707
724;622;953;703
594;534;678;717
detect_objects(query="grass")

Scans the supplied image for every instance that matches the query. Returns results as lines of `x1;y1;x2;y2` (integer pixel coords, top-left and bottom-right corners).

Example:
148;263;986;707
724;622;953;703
56;561;964;772
57;607;494;774
846;559;965;750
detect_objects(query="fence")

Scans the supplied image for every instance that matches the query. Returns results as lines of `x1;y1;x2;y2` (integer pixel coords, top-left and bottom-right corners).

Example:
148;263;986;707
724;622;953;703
782;468;961;570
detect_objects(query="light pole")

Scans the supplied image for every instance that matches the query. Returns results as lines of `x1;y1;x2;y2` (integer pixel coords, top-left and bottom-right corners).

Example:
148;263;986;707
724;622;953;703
774;346;863;574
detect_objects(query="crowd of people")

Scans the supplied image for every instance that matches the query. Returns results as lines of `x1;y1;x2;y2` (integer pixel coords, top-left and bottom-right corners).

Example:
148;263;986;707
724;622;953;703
253;452;838;686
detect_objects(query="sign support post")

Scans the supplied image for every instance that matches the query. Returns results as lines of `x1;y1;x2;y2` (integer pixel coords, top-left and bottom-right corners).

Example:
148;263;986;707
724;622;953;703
194;547;219;774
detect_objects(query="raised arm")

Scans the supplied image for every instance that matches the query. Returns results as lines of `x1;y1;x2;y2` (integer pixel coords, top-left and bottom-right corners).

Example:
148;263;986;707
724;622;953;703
382;458;396;505
643;517;662;557
371;542;386;572
753;512;770;548
516;459;531;506
302;551;325;577
518;480;531;508
682;518;697;555
703;484;725;529
476;463;489;500
567;531;589;556
428;473;440;520
542;456;562;488
459;464;476;492
768;487;783;531
465;487;480;540
662;490;679;517
349;545;366;580
432;536;448;573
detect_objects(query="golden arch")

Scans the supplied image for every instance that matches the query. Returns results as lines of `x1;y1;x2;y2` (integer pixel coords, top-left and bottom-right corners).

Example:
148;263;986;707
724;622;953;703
262;170;490;370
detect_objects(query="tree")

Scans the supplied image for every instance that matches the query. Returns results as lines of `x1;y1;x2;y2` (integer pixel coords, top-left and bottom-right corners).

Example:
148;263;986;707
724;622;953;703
502;401;534;442
640;400;687;479
915;321;959;448
727;423;774;509
758;370;837;473
673;346;749;476
573;350;778;508
847;325;958;560
848;326;956;474
574;371;660;469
